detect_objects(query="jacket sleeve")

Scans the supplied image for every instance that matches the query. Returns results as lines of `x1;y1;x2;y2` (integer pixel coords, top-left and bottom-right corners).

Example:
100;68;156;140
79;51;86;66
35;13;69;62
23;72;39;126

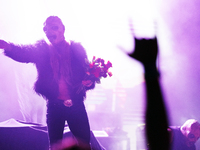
71;41;96;92
71;41;88;66
4;40;48;63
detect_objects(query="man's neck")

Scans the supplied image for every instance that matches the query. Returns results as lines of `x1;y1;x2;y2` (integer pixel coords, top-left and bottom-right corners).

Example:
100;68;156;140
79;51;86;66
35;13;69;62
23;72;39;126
53;40;67;48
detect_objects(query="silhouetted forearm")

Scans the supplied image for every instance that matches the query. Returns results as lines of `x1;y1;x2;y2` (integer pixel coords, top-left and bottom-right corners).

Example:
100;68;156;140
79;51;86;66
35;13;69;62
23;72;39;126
144;64;170;150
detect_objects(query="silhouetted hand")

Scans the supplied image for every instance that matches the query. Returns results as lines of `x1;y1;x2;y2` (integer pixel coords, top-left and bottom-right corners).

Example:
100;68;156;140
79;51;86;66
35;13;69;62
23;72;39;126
127;20;158;65
129;37;158;65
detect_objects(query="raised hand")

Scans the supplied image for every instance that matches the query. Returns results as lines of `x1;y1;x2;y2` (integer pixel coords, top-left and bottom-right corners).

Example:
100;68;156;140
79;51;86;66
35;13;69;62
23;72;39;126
128;19;158;65
129;37;158;65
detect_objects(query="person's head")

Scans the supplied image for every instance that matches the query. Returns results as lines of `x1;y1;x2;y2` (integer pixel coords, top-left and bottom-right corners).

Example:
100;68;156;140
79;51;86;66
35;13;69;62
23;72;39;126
43;16;65;46
180;119;200;147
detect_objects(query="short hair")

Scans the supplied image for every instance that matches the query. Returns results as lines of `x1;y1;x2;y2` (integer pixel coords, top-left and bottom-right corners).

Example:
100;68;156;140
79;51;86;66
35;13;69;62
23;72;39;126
43;16;65;30
181;119;200;131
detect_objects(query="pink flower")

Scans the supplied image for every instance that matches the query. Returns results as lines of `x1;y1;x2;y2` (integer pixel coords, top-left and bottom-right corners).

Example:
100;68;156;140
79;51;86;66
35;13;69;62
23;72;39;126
91;67;101;78
78;57;113;93
106;61;112;68
92;56;96;61
89;62;95;68
86;56;112;81
108;72;112;77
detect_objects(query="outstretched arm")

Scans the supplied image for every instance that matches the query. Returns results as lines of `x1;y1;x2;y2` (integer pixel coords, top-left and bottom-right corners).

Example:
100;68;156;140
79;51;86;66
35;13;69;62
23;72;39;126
0;40;11;50
129;35;170;149
0;39;47;63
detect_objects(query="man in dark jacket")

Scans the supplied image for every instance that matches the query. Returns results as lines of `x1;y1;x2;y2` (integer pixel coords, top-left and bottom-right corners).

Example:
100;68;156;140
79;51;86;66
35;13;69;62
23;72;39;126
0;16;96;149
168;119;200;150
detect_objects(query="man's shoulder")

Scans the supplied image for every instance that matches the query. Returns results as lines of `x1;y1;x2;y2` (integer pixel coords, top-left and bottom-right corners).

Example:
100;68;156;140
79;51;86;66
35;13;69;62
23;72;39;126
169;126;181;130
70;40;85;50
168;126;182;137
35;39;49;48
70;40;87;58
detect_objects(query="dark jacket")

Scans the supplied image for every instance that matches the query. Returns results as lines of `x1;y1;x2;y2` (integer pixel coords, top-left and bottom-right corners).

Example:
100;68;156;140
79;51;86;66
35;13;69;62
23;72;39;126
169;126;196;150
4;40;95;102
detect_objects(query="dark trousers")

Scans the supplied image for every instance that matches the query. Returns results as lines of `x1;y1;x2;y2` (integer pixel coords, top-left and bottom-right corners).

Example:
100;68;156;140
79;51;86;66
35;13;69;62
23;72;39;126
46;99;91;147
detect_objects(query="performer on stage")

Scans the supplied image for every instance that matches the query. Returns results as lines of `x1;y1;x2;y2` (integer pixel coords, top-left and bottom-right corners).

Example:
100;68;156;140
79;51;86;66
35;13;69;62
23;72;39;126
0;16;111;150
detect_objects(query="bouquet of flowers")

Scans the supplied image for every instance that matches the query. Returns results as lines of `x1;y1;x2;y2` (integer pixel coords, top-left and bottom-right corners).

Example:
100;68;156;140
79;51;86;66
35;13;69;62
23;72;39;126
85;56;112;83
77;56;113;93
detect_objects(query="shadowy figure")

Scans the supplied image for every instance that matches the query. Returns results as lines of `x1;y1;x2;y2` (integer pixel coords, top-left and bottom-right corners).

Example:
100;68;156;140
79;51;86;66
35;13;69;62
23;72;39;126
51;131;106;150
168;119;200;150
127;27;170;149
0;16;106;150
